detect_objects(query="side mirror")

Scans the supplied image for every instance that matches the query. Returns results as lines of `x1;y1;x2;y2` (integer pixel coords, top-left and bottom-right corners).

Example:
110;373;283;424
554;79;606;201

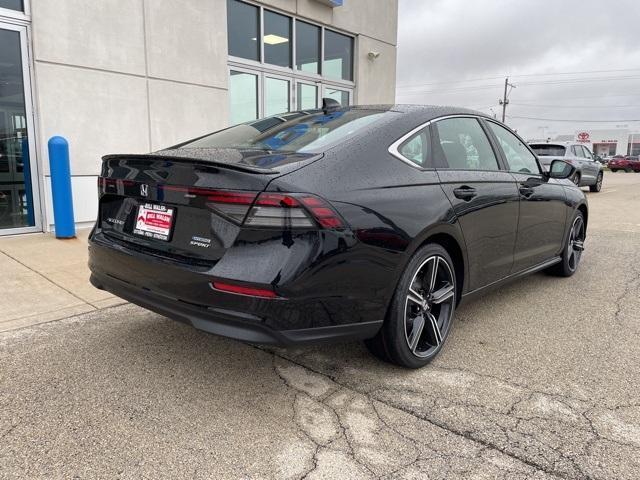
548;159;575;179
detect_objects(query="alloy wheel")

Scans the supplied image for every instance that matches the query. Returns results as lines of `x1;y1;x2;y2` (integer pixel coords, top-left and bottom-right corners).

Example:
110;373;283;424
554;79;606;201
404;255;455;357
567;216;585;272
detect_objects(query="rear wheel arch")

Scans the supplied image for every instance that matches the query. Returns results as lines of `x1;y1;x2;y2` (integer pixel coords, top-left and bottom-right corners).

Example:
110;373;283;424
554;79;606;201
577;203;588;232
416;232;466;306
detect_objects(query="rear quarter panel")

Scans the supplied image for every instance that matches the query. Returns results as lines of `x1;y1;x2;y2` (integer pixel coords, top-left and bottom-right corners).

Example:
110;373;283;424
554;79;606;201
268;130;469;313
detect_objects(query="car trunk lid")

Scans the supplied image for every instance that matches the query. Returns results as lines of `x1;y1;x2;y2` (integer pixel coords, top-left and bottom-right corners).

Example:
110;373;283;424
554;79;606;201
97;149;319;263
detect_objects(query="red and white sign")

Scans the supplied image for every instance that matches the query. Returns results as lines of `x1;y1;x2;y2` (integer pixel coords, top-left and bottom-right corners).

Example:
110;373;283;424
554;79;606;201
577;132;590;143
134;203;174;241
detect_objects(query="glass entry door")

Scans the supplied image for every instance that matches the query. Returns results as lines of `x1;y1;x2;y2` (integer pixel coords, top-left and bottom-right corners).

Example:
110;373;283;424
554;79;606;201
0;22;39;234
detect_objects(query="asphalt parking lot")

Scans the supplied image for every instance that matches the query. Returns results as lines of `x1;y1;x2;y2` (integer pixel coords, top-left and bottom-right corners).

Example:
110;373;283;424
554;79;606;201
1;172;639;479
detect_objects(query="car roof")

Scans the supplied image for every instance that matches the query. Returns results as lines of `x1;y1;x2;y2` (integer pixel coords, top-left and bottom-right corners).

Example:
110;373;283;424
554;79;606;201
346;103;491;119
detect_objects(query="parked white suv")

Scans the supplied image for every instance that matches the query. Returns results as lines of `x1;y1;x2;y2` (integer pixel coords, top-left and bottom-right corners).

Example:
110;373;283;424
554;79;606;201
529;142;604;192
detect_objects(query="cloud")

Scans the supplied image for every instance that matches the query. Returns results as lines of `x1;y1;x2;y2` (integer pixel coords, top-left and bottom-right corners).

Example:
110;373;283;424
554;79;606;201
396;0;640;139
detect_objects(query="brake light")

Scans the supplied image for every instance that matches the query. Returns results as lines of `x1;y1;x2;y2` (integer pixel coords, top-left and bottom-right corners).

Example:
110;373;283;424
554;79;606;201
203;191;257;223
244;192;346;229
96;178;346;230
211;281;279;298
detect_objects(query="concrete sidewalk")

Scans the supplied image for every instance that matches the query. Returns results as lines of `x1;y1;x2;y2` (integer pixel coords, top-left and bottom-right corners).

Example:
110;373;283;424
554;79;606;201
0;229;125;332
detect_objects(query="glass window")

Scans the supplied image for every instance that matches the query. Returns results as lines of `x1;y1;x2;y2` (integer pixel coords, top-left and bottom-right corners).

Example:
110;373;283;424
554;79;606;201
227;0;259;62
229;70;258;124
0;0;23;11
580;146;593;159
398;130;429;166
180;109;395;153
434;118;499;170
263;10;291;68
324;87;349;106
324;30;353;81
487;122;540;174
530;144;566;157
0;28;35;230
264;77;290;117
295;20;320;74
297;83;317;110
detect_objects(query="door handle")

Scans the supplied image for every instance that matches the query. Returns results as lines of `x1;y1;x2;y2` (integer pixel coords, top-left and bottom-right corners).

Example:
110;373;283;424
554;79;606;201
453;186;477;201
519;185;535;197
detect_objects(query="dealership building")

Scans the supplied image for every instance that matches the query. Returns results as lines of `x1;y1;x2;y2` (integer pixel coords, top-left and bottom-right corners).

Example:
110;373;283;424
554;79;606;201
0;0;398;235
531;128;640;157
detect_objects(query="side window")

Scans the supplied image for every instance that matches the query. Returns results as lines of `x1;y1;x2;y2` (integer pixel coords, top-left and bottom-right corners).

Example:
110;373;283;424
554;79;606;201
571;145;581;157
398;129;429;166
433;118;499;170
487;122;540;174
581;146;593;159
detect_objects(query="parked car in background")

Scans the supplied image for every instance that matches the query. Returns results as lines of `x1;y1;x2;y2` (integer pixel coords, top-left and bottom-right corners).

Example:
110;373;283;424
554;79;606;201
88;103;589;369
529;142;603;192
608;155;640;172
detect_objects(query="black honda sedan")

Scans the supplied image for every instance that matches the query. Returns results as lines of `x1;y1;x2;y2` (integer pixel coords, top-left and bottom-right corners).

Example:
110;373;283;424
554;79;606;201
89;102;587;368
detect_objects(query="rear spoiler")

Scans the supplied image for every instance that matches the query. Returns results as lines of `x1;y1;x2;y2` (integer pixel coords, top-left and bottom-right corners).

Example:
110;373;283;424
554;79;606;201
101;153;281;175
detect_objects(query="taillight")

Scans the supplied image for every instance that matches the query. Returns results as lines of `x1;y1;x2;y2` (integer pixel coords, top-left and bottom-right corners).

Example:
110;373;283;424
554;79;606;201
200;190;257;224
97;178;346;230
171;186;345;229
244;192;345;229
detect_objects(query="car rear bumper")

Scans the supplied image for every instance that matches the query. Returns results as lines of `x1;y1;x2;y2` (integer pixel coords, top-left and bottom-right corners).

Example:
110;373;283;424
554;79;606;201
88;230;383;345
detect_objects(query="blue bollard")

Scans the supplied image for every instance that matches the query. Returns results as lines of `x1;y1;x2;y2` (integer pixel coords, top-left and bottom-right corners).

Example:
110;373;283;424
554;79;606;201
48;136;76;238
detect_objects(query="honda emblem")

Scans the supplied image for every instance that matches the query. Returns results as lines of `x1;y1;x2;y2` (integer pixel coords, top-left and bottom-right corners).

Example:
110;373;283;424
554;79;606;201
140;184;149;197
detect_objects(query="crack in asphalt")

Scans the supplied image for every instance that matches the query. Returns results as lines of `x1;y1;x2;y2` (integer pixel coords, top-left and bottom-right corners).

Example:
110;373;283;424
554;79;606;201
259;344;640;480
612;262;640;324
262;346;565;479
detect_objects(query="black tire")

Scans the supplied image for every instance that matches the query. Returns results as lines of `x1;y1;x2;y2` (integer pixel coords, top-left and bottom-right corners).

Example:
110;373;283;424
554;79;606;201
611;169;618;172
547;211;585;277
572;172;581;186
365;243;457;368
589;172;603;192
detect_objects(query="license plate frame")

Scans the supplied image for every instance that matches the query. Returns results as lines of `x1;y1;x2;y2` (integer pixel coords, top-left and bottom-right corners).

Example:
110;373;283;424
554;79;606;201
133;202;175;242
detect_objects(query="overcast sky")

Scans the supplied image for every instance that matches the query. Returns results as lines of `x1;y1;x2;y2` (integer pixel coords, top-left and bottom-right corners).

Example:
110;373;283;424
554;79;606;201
396;0;640;139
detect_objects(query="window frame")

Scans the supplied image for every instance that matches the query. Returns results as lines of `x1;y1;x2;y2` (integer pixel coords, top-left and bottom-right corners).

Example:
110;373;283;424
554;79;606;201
482;118;544;176
262;8;293;69
263;72;291;117
228;65;262;122
227;0;356;93
295;78;321;110
388;121;436;170
295;18;322;76
0;0;29;22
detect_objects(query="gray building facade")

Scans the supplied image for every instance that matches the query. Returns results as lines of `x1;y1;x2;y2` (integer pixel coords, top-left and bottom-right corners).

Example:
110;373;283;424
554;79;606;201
0;0;398;235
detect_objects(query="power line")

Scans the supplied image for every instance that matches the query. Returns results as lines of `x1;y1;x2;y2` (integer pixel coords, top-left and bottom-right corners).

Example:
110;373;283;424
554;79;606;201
516;75;640;86
397;75;640;95
511;102;640;109
396;68;640;89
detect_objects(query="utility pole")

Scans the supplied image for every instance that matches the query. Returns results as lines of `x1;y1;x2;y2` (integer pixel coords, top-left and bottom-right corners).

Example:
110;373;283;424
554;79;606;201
499;77;516;123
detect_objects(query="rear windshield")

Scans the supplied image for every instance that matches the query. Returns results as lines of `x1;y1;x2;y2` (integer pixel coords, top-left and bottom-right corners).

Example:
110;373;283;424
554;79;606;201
529;144;566;156
176;109;395;153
